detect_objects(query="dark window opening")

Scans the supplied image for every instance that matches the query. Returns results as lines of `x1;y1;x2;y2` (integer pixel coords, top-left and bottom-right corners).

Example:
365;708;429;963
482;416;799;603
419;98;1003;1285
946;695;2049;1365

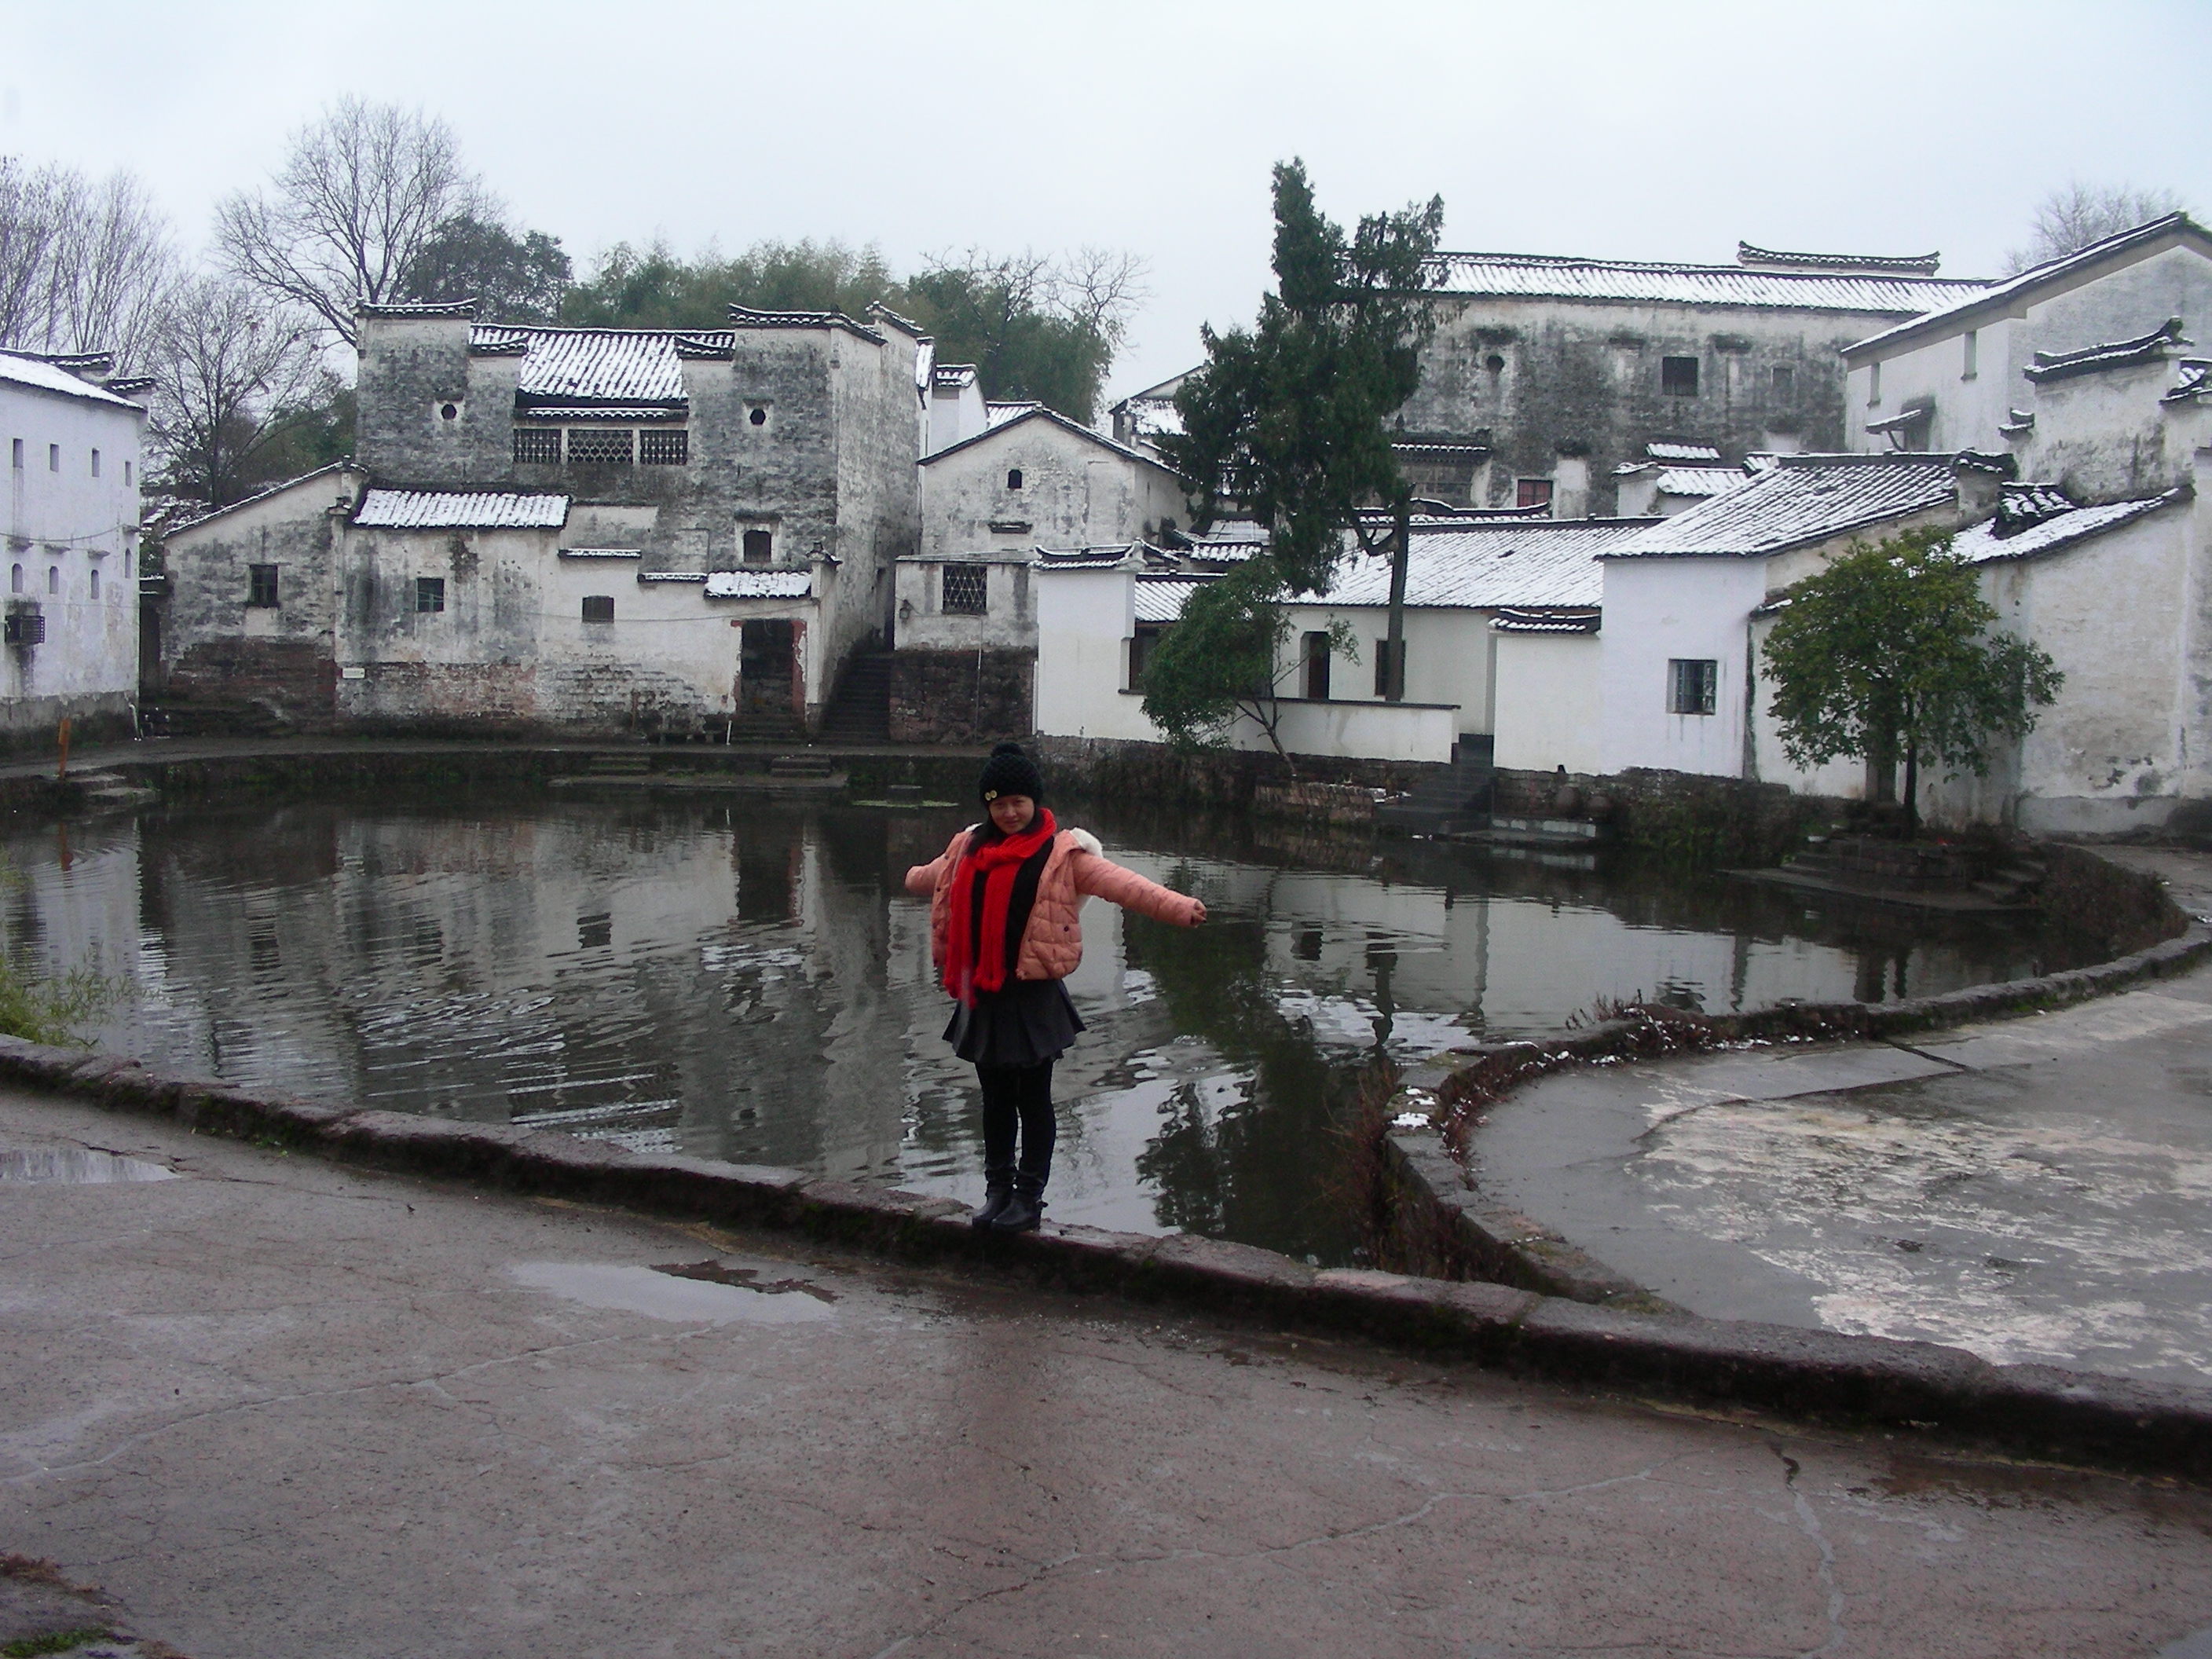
1661;356;1700;396
4;609;46;646
941;564;987;614
1128;624;1163;690
1006;468;1024;490
1374;638;1406;698
1302;631;1332;701
1668;657;1717;716
640;429;689;465
439;402;459;422
567;428;632;467
581;595;615;624
416;576;445;614
742;528;773;565
1771;364;1795;399
748;406;768;427
513;428;561;465
1484;353;1506;373
1515;477;1554;510
247;563;280;608
47;444;58;472
577;912;612;950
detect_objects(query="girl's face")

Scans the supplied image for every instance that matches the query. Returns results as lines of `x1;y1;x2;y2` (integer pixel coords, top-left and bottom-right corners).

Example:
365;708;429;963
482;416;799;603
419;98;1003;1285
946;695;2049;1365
987;793;1036;835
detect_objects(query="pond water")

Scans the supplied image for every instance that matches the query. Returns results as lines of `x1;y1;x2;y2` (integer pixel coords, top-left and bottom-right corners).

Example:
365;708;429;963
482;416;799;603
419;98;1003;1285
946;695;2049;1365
5;798;2102;1264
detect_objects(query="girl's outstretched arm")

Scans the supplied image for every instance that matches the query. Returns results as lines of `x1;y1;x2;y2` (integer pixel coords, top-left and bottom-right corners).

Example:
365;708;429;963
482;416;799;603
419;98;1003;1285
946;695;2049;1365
1071;848;1206;926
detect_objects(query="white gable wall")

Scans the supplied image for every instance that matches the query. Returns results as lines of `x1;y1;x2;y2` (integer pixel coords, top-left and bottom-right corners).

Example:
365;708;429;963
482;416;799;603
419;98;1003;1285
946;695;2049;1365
921;420;1185;561
1035;566;1155;742
1493;632;1602;773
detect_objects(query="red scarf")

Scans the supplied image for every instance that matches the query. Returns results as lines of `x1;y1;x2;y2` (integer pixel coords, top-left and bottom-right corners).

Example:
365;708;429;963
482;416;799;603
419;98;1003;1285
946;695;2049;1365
943;808;1057;1005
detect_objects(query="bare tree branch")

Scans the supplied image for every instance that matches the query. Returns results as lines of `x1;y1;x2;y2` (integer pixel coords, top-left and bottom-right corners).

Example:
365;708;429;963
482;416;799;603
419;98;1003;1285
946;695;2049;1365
146;275;321;509
1053;246;1150;347
2002;181;2189;275
215;97;490;346
0;156;177;364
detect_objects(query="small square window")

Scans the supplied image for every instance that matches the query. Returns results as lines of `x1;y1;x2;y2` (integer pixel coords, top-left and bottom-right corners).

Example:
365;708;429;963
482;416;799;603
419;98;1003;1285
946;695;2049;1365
567;428;632;467
581;595;615;624
248;564;279;608
1771;364;1795;400
742;528;773;565
514;428;561;465
1516;477;1554;510
1006;468;1024;490
1668;657;1718;716
941;565;987;614
1661;357;1700;397
639;429;689;465
416;576;445;614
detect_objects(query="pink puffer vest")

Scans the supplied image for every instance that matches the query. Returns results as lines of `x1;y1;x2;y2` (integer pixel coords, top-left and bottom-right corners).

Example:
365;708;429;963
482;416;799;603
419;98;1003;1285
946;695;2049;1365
905;826;1204;982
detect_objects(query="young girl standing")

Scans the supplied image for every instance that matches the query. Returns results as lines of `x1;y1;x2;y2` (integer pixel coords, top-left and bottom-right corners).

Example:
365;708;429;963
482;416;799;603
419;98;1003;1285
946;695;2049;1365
906;744;1206;1232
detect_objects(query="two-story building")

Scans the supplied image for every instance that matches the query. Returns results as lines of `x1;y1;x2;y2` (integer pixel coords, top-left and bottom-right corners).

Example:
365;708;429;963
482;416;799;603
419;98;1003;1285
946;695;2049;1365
157;299;928;738
1;350;147;749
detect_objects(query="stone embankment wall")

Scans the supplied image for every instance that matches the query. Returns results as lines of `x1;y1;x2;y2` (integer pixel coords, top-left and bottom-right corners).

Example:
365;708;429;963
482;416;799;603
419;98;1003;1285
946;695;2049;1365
1035;735;1442;815
889;650;1035;745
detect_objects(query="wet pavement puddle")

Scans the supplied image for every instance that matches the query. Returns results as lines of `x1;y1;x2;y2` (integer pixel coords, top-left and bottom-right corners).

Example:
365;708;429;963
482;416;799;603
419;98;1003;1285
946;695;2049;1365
508;1260;837;1325
0;1148;178;1185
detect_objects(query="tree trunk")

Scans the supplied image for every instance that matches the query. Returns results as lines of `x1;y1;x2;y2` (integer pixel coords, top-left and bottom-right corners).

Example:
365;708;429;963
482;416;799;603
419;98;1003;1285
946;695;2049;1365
1243;697;1299;783
1384;494;1410;703
1903;741;1920;837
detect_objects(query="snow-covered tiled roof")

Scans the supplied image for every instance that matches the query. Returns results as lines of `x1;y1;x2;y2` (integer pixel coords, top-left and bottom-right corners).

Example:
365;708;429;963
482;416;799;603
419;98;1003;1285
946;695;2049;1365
558;547;643;558
1845;213;2212;359
0;350;145;411
472;327;700;407
2023;317;2192;383
353;489;569;529
1656;467;1750;498
2165;359;2212;405
164;462;360;538
705;570;812;599
1737;243;1942;276
1602;455;1957;560
1122;395;1182;438
932;363;979;390
919;405;1174;471
1429;252;1983;314
520;405;687;423
1492;607;1602;635
727;303;883;342
986;400;1042;427
1952;493;2177;566
1302;518;1660;610
637;571;706;582
1646;441;1721;463
1134;576;1215;622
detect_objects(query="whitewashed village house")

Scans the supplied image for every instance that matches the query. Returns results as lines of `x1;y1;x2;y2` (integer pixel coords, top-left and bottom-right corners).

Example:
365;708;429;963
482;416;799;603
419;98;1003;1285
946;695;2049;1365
1;350;148;748
156;299;928;738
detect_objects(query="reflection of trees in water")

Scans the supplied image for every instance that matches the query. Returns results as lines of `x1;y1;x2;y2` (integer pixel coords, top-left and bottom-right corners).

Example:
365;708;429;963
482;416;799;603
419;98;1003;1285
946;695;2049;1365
1124;907;1361;1262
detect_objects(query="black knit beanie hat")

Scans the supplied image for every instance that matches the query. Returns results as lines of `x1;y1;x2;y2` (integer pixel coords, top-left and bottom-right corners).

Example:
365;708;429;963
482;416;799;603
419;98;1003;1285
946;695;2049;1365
978;742;1046;806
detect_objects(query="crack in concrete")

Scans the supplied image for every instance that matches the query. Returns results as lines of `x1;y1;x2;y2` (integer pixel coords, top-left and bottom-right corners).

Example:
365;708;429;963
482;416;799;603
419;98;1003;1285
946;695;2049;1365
1773;1446;1848;1658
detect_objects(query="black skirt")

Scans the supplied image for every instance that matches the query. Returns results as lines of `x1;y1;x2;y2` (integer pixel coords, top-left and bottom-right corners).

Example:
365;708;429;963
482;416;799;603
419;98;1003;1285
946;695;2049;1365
944;977;1086;1068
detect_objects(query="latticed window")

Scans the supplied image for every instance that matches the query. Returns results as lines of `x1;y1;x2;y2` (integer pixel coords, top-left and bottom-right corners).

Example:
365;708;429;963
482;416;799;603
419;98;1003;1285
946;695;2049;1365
416;577;446;614
513;428;561;465
639;430;689;466
581;595;615;624
567;428;633;467
1668;657;1717;716
248;563;280;608
941;565;987;615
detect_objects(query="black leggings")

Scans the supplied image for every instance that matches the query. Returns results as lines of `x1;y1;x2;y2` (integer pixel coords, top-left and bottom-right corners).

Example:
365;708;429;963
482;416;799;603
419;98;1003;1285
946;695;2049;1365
977;1060;1056;1185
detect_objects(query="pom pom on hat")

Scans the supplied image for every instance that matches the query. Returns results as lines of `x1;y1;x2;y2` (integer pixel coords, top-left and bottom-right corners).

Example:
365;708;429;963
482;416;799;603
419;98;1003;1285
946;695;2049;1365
978;742;1046;805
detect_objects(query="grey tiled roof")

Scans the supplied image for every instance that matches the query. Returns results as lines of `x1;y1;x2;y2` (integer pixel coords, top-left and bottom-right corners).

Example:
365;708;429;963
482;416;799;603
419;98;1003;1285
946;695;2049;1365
474;327;698;407
2023;317;2191;383
932;364;979;389
1846;213;2212;359
354;489;569;529
1646;441;1721;462
1134;575;1215;622
1737;243;1942;276
0;350;145;411
1656;467;1750;497
727;303;884;343
1429;252;1983;313
1602;455;1957;559
558;547;644;559
1953;493;2177;565
1492;607;1602;634
521;405;688;423
1304;518;1661;609
706;570;813;599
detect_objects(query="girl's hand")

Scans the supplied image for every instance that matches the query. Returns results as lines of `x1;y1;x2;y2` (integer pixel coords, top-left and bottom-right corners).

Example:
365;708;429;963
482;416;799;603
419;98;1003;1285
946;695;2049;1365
1189;900;1207;925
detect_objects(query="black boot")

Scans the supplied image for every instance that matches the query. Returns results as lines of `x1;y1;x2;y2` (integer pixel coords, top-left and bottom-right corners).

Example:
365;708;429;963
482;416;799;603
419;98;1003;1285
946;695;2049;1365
991;1174;1047;1234
970;1166;1016;1230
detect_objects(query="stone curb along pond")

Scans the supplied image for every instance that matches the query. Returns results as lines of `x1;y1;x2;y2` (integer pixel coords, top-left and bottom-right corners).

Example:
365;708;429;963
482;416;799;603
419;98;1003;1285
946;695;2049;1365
4;894;2212;1485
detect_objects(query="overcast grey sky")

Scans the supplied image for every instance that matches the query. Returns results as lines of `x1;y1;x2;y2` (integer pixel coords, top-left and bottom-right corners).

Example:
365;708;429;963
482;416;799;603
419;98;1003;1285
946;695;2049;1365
6;0;2208;402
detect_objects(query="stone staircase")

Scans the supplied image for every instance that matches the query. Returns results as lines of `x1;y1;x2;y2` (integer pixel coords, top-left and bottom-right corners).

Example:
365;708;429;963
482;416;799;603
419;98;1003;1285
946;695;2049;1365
139;695;292;738
62;768;159;813
1781;836;2047;903
819;649;892;744
1379;753;1494;836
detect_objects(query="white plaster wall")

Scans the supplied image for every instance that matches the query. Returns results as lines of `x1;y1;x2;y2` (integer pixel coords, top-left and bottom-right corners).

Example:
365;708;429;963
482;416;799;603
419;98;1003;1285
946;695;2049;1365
1596;557;1766;778
926;382;987;454
1276;605;1492;731
1246;699;1457;764
1;379;142;717
1035;566;1155;742
921;422;1185;560
894;555;1036;650
1492;632;1601;773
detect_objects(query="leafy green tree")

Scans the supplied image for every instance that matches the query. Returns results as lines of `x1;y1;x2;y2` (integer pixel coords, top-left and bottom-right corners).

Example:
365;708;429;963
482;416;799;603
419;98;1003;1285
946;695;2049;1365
401;213;569;322
1760;526;2063;831
1139;561;1353;778
1159;159;1445;595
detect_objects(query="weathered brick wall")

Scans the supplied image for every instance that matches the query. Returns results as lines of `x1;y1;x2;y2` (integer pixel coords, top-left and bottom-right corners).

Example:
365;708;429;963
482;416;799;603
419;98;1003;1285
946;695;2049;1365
888;650;1035;745
169;639;335;726
1034;734;1448;810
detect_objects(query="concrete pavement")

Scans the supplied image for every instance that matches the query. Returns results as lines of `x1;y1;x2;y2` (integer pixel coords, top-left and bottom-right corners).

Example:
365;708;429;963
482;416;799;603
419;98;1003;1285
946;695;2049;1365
5;1088;2212;1657
1469;849;2212;1387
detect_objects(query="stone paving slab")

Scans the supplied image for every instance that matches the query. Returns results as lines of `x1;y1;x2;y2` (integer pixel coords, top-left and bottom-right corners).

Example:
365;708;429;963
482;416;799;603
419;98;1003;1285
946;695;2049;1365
5;1090;2212;1658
